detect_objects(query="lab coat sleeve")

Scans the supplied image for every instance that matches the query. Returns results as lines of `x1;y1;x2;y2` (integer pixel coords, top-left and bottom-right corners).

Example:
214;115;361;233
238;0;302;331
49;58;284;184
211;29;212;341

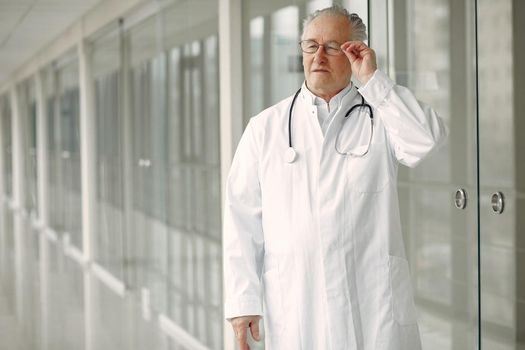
223;120;265;320
358;69;448;167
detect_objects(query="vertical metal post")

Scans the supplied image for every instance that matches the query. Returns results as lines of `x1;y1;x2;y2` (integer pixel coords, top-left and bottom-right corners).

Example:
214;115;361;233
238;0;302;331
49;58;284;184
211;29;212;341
10;86;24;212
9;85;25;322
119;20;137;350
0;96;5;291
0;98;5;200
78;39;96;350
512;0;525;344
35;71;50;230
120;19;135;289
35;70;50;350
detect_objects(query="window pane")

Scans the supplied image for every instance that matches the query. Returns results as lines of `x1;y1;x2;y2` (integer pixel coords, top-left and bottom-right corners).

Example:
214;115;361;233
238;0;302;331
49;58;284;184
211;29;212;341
57;55;82;249
245;0;367;123
93;30;125;280
1;95;13;199
128;1;222;347
17;79;39;216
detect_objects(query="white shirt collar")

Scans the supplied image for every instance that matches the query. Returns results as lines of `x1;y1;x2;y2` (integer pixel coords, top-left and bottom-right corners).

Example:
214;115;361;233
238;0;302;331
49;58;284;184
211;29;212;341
300;81;354;109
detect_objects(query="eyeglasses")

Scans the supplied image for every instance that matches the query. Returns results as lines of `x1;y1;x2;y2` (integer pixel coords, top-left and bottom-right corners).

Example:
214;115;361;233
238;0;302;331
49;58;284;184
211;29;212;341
299;40;342;56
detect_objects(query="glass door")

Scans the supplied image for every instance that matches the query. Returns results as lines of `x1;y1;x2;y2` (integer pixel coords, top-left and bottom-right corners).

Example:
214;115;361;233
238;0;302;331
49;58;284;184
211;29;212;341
240;0;523;348
477;0;524;349
374;0;525;348
370;0;480;348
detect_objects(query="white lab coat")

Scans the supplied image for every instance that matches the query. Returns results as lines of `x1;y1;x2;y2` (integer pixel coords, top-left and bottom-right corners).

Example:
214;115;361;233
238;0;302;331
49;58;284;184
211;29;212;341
223;70;447;350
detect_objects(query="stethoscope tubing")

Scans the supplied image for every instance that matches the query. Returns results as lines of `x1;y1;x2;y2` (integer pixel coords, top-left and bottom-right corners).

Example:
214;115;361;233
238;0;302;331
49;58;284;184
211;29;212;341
287;86;374;160
288;88;302;148
335;94;374;156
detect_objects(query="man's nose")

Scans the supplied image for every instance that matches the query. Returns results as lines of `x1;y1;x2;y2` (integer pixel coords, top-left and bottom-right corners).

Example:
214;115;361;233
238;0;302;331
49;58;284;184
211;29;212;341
314;45;327;61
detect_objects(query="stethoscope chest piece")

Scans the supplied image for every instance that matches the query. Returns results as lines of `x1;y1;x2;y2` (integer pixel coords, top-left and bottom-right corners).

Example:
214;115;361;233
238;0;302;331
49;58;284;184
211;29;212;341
284;147;297;163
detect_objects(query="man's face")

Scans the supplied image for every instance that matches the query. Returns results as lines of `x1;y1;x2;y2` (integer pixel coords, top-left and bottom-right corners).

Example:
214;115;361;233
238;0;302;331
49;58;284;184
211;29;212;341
302;15;352;99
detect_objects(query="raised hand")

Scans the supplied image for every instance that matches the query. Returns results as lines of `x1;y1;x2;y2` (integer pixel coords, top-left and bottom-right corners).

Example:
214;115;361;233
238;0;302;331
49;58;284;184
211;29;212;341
341;41;377;85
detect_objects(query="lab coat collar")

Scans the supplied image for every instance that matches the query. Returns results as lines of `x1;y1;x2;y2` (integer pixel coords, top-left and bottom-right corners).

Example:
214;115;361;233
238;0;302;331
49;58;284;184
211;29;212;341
300;81;356;108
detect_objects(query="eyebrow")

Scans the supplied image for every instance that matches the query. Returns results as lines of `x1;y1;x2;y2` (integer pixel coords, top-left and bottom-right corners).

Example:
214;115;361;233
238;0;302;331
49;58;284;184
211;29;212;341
303;39;342;44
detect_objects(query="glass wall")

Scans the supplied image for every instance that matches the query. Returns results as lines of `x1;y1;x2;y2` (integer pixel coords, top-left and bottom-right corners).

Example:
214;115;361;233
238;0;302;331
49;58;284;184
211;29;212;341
42;54;83;246
128;11;170;325
244;0;368;122
92;27;126;280
1;94;13;199
17;78;39;217
11;81;42;350
372;0;525;348
128;1;222;347
245;1;304;120
42;232;86;350
45;65;62;233
0;199;13;299
0;1;222;346
371;0;480;348
0;93;14;318
477;0;524;348
165;34;222;349
17;221;42;349
0;1;522;349
57;57;83;249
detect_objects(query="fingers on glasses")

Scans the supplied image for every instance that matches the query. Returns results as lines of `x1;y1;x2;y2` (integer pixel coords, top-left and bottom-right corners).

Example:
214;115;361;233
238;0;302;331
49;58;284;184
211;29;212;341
300;40;341;55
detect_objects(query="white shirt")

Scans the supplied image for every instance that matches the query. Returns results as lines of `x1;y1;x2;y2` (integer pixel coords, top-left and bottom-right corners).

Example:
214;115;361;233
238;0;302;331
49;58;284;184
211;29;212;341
303;82;353;136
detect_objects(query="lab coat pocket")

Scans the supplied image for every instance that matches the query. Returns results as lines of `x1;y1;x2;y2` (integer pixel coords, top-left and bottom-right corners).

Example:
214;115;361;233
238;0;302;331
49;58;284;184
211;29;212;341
346;142;391;193
389;255;418;326
262;267;285;337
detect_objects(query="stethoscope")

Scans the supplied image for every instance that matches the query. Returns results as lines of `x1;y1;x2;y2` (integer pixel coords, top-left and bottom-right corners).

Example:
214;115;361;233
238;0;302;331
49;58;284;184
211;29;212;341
284;87;374;163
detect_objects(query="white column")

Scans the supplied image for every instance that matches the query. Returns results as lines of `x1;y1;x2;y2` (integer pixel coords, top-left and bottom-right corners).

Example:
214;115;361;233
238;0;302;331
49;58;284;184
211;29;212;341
35;70;51;350
219;0;245;197
219;0;245;348
78;40;96;350
35;71;49;228
0;98;5;199
368;0;389;74
9;85;26;322
0;97;6;287
10;86;25;211
78;40;96;262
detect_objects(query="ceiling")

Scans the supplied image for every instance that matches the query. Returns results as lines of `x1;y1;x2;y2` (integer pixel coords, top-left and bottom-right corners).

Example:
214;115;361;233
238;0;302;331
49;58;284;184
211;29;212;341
0;0;101;85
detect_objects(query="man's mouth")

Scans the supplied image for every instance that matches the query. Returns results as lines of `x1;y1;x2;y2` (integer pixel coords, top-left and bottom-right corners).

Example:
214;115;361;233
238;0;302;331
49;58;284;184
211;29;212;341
312;69;329;73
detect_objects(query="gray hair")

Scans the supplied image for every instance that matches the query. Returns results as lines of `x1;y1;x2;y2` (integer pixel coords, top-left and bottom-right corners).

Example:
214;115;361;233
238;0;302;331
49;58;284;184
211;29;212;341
302;5;367;41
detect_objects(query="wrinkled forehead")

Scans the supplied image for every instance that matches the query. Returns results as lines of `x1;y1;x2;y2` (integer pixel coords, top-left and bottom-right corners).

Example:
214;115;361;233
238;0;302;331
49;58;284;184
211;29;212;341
302;14;352;42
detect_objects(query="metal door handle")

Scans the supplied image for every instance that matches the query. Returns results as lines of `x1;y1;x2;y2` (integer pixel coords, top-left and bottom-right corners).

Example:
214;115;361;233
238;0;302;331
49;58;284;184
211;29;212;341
454;189;467;209
491;192;504;214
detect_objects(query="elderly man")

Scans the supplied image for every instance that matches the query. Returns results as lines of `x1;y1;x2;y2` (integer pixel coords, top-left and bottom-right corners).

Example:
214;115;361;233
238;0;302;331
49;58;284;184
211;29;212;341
223;5;446;350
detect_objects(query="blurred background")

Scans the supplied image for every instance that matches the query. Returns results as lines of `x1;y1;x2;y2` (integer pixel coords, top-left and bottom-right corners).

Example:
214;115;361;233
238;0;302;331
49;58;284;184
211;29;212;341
0;0;523;349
